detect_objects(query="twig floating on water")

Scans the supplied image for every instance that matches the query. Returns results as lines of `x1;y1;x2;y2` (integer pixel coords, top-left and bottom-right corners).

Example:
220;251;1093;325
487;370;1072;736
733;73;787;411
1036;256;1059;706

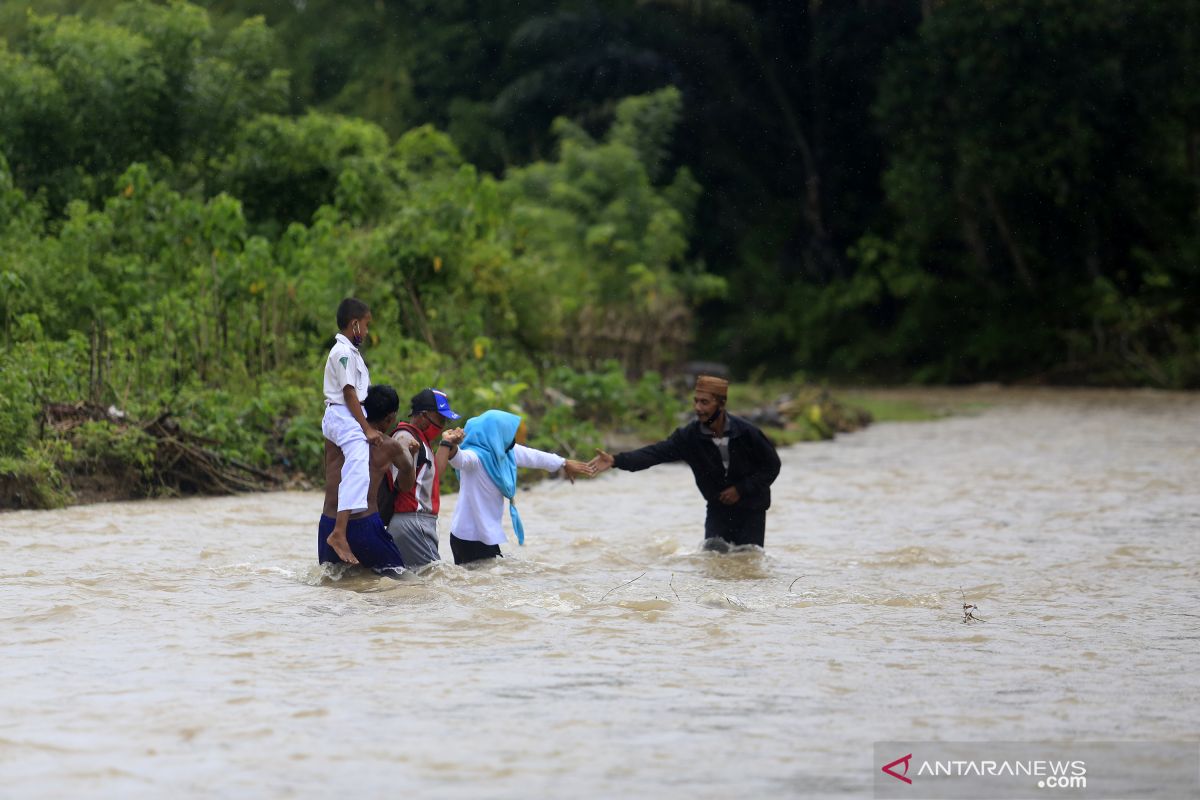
960;585;986;623
669;572;680;600
600;571;647;602
788;575;806;593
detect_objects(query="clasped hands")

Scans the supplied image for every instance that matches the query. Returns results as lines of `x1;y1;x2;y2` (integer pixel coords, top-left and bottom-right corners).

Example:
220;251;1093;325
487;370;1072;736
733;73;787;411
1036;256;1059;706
561;459;594;484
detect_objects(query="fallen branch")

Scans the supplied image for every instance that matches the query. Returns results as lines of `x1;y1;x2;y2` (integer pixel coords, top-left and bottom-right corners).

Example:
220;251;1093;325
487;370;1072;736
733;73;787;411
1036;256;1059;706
600;571;646;602
960;586;986;623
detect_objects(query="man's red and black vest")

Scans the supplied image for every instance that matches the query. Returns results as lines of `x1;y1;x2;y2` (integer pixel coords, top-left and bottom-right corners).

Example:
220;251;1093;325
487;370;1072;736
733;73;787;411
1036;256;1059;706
388;421;440;516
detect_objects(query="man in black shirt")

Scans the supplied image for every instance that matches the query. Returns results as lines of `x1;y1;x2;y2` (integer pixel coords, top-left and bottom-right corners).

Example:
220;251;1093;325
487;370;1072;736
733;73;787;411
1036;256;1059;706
590;375;782;550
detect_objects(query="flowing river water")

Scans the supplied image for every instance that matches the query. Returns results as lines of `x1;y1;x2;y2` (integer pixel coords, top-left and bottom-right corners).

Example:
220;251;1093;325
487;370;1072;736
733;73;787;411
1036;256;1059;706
2;389;1198;798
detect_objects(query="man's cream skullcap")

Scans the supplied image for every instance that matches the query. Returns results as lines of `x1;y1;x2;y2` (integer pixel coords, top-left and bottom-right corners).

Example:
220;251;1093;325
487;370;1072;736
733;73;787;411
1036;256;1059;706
695;375;729;398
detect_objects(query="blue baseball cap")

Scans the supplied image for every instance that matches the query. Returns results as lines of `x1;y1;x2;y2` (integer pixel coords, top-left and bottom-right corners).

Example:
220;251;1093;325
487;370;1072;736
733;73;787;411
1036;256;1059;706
410;388;460;420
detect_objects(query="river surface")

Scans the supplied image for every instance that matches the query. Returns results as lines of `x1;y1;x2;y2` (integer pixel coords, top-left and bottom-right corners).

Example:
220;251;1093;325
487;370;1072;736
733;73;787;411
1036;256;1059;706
2;389;1198;798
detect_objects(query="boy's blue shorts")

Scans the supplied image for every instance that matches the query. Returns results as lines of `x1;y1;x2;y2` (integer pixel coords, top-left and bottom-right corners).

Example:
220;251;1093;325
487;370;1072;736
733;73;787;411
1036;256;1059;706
318;513;405;574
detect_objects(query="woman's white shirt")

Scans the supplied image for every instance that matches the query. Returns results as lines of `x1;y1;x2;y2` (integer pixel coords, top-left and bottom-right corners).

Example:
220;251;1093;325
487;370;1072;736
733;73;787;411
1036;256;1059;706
447;444;566;545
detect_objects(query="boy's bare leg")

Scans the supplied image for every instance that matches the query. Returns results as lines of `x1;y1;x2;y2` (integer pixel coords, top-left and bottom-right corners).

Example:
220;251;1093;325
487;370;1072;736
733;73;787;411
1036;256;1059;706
328;510;359;564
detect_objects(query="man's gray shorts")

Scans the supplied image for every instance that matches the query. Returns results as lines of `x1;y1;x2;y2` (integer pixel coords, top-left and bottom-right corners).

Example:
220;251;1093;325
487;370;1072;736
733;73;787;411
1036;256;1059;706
387;512;440;568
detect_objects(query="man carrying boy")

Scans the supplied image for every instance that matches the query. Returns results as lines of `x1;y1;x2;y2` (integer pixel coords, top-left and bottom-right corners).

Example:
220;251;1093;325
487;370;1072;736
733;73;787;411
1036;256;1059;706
384;388;461;569
318;384;419;570
321;297;381;563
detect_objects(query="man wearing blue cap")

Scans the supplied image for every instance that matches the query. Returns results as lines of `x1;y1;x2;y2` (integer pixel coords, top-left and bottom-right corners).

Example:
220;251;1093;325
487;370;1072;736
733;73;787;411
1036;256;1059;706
383;388;461;568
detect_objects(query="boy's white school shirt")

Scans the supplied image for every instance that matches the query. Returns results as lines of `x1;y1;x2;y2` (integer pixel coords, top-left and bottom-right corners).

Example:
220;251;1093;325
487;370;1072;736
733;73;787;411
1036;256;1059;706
447;444;565;545
324;333;369;405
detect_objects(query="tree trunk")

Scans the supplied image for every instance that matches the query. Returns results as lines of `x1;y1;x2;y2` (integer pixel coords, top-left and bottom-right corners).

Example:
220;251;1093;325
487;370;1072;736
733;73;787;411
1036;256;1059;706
981;184;1036;292
742;15;840;279
956;185;1002;297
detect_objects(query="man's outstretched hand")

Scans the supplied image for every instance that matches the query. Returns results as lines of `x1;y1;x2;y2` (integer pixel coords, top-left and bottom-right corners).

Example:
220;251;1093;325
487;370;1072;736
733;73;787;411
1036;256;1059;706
589;449;615;475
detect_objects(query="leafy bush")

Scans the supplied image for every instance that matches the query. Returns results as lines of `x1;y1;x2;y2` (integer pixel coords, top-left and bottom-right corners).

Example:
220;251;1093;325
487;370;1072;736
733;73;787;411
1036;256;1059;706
0;440;73;509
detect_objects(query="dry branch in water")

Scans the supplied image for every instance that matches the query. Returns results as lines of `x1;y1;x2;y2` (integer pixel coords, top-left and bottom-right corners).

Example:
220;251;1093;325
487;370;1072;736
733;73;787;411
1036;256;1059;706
42;402;281;497
600;571;647;602
960;586;986;624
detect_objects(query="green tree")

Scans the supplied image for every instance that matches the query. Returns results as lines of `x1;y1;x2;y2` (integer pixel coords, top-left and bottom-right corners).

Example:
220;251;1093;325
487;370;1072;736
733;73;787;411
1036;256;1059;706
867;0;1200;383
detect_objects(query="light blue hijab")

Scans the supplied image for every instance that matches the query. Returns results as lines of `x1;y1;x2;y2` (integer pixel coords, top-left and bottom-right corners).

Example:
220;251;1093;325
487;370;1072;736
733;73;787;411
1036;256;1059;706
458;409;527;545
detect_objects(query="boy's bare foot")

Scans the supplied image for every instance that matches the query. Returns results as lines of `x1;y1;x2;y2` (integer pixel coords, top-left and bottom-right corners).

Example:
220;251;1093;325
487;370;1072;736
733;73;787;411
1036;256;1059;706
327;528;359;564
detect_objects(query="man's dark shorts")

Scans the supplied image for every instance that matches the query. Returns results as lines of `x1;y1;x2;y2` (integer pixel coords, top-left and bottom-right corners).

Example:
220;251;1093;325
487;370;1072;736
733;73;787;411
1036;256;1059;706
703;506;766;550
318;513;405;573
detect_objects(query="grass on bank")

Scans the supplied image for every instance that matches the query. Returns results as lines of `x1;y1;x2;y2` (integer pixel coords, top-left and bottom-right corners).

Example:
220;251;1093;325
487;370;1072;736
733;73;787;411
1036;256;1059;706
1;376;970;511
837;389;993;422
727;382;988;446
836;392;948;423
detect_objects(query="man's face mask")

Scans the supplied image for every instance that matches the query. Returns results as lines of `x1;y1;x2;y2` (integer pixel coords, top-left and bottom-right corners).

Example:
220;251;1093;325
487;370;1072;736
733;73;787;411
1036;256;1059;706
420;413;443;438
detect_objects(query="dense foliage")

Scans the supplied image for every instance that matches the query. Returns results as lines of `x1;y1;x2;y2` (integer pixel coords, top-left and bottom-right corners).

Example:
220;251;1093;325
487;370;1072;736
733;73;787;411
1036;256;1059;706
143;0;1197;387
0;3;721;505
1;1;1197;505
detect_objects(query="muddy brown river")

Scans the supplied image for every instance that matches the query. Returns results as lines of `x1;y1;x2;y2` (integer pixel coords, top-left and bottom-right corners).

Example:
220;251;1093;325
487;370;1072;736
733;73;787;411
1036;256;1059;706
2;389;1198;798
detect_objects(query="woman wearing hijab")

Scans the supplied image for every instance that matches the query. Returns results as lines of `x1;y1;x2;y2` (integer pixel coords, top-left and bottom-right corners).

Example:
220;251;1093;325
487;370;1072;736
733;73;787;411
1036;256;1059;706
441;410;593;565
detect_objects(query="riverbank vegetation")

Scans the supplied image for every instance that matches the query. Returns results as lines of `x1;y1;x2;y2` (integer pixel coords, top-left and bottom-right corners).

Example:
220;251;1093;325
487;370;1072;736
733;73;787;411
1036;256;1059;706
0;4;842;509
1;1;1197;508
